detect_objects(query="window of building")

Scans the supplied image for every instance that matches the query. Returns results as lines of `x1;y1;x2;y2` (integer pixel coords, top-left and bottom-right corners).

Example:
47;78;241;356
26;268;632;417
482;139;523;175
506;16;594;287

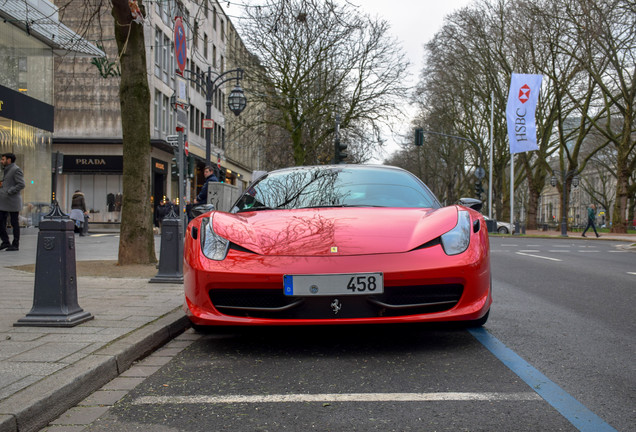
220;55;224;74
154;28;161;78
213;8;217;30
220;19;224;41
204;33;208;59
163;34;170;83
163;94;169;134
212;45;217;69
154;90;161;131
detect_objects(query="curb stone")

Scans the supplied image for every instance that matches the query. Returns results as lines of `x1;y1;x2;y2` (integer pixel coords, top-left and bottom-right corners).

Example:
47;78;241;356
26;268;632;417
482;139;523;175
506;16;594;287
0;308;189;432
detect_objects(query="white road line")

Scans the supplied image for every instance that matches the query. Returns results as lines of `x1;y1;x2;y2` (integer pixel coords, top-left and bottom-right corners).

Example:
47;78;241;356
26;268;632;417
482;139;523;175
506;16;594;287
578;250;600;253
132;392;541;405
627;272;636;276
515;252;562;261
501;244;519;247
548;250;571;253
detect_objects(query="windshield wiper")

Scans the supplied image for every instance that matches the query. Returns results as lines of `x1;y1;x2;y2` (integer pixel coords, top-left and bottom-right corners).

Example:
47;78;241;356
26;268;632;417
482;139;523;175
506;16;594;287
237;205;275;212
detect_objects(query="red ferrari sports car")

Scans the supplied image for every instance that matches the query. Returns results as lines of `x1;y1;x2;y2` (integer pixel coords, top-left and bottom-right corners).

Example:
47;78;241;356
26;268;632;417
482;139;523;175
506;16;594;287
184;165;491;328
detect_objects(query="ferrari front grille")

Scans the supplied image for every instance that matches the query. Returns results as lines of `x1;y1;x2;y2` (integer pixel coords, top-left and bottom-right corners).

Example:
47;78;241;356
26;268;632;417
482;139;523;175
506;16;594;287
209;284;463;319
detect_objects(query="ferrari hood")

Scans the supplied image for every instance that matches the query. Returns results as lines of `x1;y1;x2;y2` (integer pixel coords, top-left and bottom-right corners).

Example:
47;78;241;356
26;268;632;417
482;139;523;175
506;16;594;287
212;207;459;256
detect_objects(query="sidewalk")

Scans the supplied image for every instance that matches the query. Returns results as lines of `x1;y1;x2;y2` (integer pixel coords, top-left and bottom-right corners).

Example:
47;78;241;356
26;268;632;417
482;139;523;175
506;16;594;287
0;229;189;432
506;228;636;243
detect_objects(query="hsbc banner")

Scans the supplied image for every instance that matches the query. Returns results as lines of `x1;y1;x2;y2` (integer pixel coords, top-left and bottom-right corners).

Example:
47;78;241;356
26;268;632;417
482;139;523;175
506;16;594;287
506;73;543;154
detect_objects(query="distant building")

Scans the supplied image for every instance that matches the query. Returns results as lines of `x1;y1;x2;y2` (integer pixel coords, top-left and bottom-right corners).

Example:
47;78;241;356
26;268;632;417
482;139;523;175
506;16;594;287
52;0;259;225
0;0;103;225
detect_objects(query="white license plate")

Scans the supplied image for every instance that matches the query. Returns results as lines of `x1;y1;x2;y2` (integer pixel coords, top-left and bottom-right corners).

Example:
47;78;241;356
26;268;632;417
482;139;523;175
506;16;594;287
283;273;384;296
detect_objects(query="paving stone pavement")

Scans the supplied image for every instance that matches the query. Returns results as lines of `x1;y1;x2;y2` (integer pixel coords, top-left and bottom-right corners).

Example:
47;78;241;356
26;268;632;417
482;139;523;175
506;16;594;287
0;229;189;432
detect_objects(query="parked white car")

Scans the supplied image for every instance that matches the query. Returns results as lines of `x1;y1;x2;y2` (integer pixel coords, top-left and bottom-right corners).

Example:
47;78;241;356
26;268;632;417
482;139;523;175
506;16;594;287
484;216;515;234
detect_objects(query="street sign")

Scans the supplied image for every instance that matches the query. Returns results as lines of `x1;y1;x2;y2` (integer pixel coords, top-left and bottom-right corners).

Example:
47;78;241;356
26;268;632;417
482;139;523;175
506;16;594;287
176;75;188;105
167;135;178;148
176;106;187;127
184;140;189;156
174;17;187;75
475;167;486;179
202;119;214;129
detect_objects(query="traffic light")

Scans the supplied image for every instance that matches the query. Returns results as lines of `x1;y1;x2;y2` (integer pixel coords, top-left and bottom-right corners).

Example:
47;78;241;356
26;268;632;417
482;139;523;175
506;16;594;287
187;155;195;179
474;180;484;199
171;157;178;179
335;138;347;164
414;128;424;146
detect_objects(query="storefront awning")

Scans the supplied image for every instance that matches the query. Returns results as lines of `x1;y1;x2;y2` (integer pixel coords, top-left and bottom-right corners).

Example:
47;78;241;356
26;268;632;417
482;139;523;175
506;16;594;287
0;0;105;57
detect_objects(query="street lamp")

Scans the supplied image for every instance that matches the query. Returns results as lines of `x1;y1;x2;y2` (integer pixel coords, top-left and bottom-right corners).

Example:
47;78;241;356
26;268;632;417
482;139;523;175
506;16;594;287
228;85;247;116
551;169;580;237
183;67;247;166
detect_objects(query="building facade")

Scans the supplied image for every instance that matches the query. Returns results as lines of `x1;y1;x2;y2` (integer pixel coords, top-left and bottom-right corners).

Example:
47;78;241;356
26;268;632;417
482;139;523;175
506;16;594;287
0;0;103;226
53;0;258;227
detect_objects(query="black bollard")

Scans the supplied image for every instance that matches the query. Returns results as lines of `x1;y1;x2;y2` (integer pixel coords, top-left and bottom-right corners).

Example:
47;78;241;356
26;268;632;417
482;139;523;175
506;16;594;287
149;208;183;283
14;202;93;327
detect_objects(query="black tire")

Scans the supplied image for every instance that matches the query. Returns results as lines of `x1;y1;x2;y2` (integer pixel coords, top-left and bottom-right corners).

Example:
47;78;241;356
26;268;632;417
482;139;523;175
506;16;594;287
467;310;489;327
497;226;508;234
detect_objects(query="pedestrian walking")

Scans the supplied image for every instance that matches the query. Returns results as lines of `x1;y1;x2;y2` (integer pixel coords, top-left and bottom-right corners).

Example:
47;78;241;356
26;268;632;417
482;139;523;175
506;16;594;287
194;165;219;204
582;203;600;238
70;189;88;236
0;153;26;251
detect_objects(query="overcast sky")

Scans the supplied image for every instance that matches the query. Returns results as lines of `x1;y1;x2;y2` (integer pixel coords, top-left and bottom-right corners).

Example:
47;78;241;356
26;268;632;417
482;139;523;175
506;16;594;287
357;0;474;82
229;0;477;160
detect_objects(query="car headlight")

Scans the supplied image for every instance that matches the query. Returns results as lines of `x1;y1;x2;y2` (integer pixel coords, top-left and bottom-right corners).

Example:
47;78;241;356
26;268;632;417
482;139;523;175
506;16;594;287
200;215;229;260
440;210;471;255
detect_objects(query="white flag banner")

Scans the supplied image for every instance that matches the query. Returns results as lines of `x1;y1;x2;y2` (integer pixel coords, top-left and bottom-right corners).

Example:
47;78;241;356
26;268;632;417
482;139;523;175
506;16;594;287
506;73;543;154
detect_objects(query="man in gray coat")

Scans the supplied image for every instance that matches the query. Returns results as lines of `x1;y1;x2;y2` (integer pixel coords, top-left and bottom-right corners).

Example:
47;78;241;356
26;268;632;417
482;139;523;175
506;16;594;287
0;153;25;251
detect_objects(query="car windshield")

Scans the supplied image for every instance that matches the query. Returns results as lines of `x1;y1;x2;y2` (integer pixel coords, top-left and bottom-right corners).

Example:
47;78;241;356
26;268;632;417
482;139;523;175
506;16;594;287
233;166;441;212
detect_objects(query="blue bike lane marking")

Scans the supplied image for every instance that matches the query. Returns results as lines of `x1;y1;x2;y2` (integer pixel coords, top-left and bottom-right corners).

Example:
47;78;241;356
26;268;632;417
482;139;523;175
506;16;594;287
468;327;616;432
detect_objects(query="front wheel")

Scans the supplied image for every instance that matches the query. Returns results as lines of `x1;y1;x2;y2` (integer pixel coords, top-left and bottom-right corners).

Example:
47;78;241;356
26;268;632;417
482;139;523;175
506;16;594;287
467;310;489;327
498;227;508;234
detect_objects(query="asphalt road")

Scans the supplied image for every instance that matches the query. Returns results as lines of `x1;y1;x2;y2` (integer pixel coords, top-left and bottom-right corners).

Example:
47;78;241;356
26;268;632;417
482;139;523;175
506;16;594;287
52;236;635;432
485;237;635;432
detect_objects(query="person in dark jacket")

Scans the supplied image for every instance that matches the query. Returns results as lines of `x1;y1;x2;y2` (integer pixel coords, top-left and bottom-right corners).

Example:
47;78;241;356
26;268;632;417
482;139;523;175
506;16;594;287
582;203;600;238
70;190;88;236
0;153;25;251
155;198;171;228
194;165;219;204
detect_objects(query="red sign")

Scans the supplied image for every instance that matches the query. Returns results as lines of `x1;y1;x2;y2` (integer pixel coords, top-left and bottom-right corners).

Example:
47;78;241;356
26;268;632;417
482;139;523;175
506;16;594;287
184;140;189;156
174;17;187;75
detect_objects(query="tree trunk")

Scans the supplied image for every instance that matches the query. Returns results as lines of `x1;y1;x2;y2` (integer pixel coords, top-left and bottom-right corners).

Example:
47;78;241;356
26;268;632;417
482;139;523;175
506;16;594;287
112;1;157;264
610;119;633;234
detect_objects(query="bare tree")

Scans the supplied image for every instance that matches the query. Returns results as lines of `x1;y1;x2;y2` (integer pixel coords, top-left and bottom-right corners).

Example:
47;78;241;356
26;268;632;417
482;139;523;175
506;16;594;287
56;0;156;264
411;0;633;233
563;0;636;233
111;0;155;263
236;0;410;166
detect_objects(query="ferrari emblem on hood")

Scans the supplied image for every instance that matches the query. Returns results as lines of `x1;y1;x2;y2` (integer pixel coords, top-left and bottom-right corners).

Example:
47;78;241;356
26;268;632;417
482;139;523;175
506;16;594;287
331;246;338;253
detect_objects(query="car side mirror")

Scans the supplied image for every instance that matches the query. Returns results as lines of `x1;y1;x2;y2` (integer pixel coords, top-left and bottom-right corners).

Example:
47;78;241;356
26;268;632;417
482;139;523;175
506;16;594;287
191;204;215;217
457;198;483;212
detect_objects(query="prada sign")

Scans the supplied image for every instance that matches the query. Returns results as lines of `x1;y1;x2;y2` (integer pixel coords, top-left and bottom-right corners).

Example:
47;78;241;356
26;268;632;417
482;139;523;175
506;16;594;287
63;155;123;173
0;84;54;132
